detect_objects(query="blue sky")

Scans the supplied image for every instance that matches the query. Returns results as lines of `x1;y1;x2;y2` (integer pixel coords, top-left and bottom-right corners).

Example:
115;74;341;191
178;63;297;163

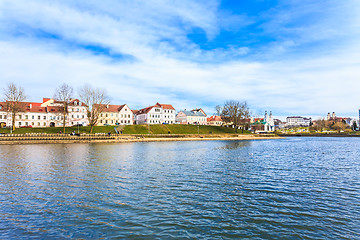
1;0;359;119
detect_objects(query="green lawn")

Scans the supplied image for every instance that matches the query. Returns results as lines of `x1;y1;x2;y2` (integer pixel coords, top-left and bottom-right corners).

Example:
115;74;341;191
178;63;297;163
0;126;118;134
0;124;251;135
124;124;250;135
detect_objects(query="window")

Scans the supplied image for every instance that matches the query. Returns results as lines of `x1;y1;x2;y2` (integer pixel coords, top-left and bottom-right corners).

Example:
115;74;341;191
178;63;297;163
19;115;22;119
128;114;130;118
106;114;108;117
25;115;28;119
38;122;40;126
43;116;46;120
82;115;84;118
0;115;2;119
43;122;46;126
111;120;114;124
32;122;34;126
19;122;22;126
38;116;40;120
111;113;113;117
32;115;35;119
100;120;103;123
105;120;108;124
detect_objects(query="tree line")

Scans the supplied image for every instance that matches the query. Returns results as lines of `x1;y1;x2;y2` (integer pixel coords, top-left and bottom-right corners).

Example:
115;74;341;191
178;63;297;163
2;83;109;133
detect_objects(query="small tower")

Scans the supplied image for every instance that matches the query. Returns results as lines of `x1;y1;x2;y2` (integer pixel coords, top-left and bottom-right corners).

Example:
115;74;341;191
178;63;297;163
332;112;336;119
327;112;331;120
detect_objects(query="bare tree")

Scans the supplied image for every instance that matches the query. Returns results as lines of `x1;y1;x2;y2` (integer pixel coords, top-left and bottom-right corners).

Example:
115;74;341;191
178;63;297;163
220;100;250;133
316;118;328;132
79;84;110;133
2;83;27;131
54;83;74;133
215;105;222;116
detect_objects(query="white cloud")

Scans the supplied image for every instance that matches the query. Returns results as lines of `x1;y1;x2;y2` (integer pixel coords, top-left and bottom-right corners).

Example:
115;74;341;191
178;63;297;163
0;0;360;118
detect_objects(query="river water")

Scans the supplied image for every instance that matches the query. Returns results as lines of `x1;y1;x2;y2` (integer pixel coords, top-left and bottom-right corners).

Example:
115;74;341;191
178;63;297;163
0;137;359;239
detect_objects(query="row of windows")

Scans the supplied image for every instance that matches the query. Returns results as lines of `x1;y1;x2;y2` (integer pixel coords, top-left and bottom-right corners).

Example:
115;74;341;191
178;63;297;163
100;120;132;124
18;122;46;127
100;113;132;118
154;109;174;113
148;120;174;124
149;114;174;119
71;108;85;112
19;115;47;120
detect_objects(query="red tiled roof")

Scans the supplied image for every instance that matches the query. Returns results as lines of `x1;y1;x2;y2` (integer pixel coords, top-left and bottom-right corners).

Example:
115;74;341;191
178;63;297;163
93;104;126;112
137;106;155;114
47;106;63;113
207;115;222;122
155;102;175;110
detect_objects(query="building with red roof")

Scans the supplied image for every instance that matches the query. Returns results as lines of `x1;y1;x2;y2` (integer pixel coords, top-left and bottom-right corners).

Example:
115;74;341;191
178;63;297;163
97;104;134;125
135;102;176;124
207;115;223;126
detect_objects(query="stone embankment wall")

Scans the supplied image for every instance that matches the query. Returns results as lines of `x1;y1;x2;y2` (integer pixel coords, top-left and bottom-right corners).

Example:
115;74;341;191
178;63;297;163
0;133;281;145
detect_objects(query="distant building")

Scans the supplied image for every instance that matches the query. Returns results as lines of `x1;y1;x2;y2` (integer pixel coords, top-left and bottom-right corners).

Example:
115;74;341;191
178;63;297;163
176;108;207;125
207;115;223;126
326;112;354;126
251;111;275;132
286;116;312;127
135;102;176;124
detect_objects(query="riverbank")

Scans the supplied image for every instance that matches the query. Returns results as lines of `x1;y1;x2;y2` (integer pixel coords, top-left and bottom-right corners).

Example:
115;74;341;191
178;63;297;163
0;134;282;145
278;133;360;137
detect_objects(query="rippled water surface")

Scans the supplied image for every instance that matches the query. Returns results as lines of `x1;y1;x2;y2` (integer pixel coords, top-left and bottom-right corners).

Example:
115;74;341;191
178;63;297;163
1;137;360;239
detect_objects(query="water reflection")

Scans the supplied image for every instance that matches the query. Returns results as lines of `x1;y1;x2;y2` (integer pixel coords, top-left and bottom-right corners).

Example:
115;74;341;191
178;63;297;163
0;138;360;239
221;140;252;149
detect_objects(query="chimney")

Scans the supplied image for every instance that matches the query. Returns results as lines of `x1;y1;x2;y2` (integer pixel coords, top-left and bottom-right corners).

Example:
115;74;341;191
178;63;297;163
107;104;109;108
29;104;32;109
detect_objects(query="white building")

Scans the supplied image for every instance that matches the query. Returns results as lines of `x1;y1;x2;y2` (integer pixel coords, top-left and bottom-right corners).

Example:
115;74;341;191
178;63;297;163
286;116;312;127
135;102;176;124
0;98;88;128
264;111;275;131
42;98;88;127
176;109;207;125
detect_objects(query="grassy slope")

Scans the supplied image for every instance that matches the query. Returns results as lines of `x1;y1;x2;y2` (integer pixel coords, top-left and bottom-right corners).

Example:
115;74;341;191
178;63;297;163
0;124;250;135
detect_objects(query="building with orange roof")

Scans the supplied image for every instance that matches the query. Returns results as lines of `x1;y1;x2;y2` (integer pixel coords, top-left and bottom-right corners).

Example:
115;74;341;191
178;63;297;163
207;115;223;126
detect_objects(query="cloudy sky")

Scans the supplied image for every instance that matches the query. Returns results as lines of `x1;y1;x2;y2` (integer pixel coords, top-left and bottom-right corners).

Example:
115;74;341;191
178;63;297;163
1;0;359;119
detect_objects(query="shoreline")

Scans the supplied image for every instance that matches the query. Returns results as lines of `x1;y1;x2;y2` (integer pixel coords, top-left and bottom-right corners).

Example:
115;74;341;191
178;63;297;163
0;134;283;145
278;134;360;137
